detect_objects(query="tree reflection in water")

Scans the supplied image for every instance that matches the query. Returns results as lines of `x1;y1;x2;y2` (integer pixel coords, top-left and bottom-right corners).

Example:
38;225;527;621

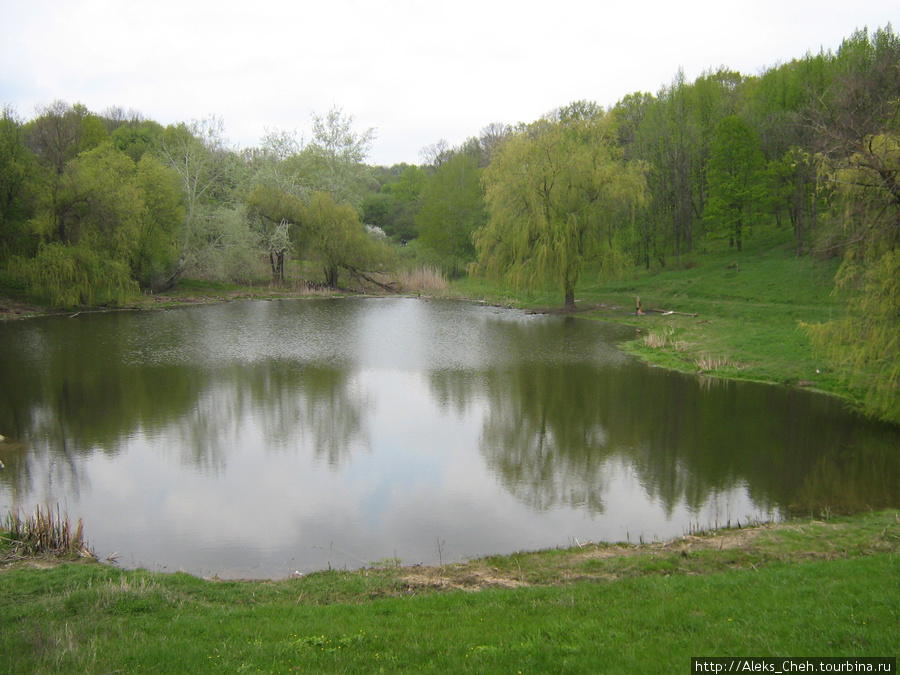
1;298;898;577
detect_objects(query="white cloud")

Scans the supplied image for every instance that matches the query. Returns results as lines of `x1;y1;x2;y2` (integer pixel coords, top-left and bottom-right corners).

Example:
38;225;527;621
1;0;896;165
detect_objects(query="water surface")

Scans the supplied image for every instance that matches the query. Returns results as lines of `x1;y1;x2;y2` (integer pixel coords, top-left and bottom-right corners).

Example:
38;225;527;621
0;298;897;578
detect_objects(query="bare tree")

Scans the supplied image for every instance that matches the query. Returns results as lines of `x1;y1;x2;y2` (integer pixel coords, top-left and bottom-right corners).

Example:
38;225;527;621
419;139;452;169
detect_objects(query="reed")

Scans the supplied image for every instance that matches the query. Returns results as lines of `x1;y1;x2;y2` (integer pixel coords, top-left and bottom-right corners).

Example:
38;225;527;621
1;503;95;560
397;265;449;294
643;326;677;349
695;353;733;371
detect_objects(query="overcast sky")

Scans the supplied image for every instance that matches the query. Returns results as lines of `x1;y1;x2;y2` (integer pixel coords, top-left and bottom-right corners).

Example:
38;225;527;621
1;0;896;166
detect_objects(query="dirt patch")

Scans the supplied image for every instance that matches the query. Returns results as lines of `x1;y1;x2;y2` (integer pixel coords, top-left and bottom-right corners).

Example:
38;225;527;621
574;526;767;561
0;298;51;320
0;555;98;572
401;568;529;592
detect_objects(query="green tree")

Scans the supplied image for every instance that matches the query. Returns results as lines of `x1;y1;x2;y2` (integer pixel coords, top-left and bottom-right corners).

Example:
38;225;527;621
634;71;702;263
0;106;41;257
52;144;183;290
10;143;162;306
384;165;427;203
131;154;186;287
805;131;900;423
56;144;145;257
369;164;425;241
704;115;767;251
25;101;107;175
417;153;486;275
304;191;390;289
475;107;647;310
802;26;900;423
613;92;660;268
767;147;818;256
111;120;164;163
246;184;305;285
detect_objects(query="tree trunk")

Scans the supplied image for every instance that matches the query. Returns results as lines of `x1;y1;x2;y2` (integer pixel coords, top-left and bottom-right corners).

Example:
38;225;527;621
564;289;576;312
270;250;285;285
158;249;188;292
324;265;339;289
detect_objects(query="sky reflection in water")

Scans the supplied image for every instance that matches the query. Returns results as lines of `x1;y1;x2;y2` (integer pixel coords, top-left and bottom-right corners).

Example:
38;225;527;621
1;298;898;578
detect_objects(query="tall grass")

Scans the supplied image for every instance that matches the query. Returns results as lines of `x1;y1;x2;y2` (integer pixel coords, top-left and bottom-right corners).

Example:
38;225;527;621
643;326;676;348
397;265;449;294
1;504;94;560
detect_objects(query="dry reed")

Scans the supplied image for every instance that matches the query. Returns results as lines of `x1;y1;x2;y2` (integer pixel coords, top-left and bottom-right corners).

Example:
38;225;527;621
397;265;449;294
695;353;736;371
643;326;675;349
1;503;95;560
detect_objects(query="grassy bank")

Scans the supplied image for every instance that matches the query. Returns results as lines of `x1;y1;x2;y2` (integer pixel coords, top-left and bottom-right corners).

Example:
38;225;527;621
453;232;857;404
1;510;897;673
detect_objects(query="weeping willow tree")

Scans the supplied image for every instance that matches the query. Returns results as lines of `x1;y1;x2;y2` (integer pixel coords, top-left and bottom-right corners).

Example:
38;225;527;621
10;241;138;307
474;104;647;311
804;132;900;423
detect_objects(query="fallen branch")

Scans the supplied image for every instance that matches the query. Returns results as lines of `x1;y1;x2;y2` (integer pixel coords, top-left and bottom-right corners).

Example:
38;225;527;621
648;309;700;317
343;265;398;293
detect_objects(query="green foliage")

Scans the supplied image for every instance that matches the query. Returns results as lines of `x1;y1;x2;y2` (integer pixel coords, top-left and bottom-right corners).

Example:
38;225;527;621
131;154;186;286
111;120;164;162
24;100;108;174
246;184;304;283
10;241;139;307
361;191;418;241
417;153;485;275
304;191;391;287
48;143;185;291
158;117;246;288
476;108;647;309
4;136;185;301
57;143;145;253
0;106;42;257
188;204;264;284
631;69;705;263
383;164;427;203
704;115;767;251
805;130;900;423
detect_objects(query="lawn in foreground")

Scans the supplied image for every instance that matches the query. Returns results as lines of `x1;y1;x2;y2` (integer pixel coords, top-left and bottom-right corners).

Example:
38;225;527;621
1;512;897;673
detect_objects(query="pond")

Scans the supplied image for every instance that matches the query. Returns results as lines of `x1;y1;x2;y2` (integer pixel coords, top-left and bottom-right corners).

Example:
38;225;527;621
1;297;898;578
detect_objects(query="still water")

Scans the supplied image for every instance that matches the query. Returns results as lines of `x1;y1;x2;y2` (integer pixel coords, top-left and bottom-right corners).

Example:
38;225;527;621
1;298;898;578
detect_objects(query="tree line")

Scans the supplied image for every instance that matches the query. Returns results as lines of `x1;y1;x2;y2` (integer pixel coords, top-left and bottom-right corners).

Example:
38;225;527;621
1;25;898;420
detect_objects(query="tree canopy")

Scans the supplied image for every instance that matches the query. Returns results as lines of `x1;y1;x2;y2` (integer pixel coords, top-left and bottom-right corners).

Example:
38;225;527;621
417;153;485;276
475;108;647;310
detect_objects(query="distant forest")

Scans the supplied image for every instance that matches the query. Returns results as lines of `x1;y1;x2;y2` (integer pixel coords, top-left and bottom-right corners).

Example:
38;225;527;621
1;26;898;416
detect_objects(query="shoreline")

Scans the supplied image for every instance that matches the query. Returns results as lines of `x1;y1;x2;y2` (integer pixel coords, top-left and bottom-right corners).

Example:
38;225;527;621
3;509;896;585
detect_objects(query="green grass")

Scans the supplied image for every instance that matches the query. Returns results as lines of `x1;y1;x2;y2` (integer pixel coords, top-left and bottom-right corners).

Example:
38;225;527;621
452;231;860;404
1;511;897;673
